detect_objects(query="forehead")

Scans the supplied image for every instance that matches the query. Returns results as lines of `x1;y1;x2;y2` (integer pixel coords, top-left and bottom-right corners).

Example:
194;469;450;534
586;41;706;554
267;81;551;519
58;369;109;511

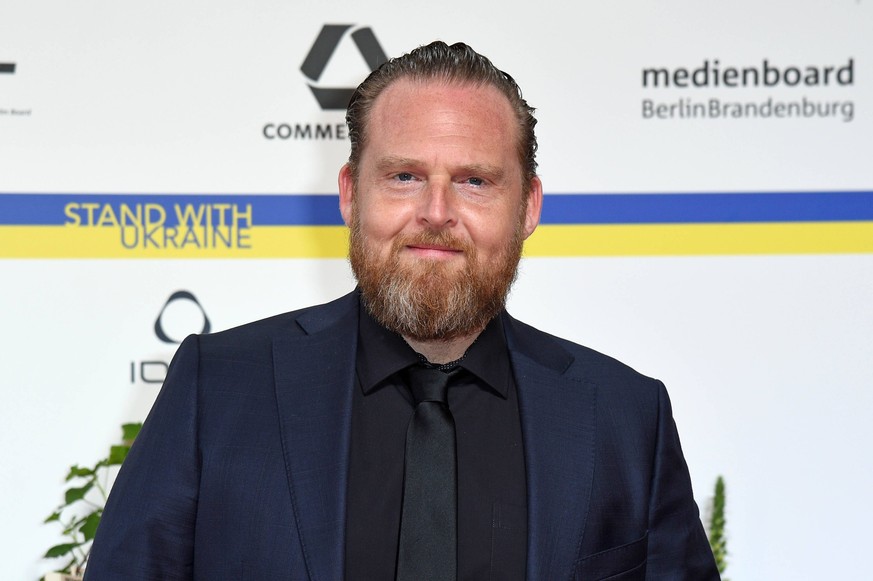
362;78;519;166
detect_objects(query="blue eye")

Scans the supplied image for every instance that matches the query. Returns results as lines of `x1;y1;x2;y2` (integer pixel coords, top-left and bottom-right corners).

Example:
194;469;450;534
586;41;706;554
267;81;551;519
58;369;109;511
396;173;414;182
468;177;484;186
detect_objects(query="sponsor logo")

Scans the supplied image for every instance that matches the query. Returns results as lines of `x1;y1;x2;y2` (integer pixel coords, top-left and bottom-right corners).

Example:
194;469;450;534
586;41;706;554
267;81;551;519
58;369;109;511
262;122;348;140
642;59;854;89
154;290;212;344
301;24;388;110
262;24;388;140
641;97;854;122
640;58;856;122
0;60;32;117
131;290;212;384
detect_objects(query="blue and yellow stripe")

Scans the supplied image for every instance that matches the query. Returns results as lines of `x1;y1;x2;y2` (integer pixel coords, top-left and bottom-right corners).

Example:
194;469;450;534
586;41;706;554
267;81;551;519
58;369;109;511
1;192;871;258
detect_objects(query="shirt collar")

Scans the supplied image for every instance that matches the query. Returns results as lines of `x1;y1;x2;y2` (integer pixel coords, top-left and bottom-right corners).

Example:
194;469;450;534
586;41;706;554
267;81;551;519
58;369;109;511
458;314;511;399
356;301;420;394
355;300;511;399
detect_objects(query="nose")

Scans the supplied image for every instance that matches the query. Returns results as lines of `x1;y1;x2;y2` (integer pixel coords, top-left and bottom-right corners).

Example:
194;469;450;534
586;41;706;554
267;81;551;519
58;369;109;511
418;179;457;229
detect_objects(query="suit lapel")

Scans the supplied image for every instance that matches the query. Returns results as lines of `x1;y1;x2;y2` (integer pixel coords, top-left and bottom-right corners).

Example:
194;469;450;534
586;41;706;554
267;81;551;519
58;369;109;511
272;294;358;581
269;298;596;580
504;315;597;581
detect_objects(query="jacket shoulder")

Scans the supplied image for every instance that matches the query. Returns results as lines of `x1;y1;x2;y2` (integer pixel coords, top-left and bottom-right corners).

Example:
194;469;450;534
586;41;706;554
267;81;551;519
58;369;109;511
504;313;661;391
195;291;358;358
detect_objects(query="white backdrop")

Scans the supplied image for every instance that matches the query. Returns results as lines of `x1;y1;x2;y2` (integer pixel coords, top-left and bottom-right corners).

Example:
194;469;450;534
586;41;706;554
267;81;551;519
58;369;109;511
2;1;872;579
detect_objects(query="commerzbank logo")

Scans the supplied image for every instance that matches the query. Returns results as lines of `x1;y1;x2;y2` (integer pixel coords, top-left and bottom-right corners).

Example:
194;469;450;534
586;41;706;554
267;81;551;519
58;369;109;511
262;24;389;140
301;24;388;110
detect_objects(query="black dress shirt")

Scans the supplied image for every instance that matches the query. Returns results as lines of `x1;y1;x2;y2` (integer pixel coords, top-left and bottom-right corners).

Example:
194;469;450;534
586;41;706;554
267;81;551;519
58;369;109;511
344;303;528;580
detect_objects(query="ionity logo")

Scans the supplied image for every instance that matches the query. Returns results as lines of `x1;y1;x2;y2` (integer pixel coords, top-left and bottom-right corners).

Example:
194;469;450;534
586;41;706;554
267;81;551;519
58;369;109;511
300;24;388;110
153;290;212;344
131;290;212;384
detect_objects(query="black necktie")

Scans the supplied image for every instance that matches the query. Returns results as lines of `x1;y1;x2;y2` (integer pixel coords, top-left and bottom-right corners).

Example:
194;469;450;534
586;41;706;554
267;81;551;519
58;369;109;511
396;364;458;581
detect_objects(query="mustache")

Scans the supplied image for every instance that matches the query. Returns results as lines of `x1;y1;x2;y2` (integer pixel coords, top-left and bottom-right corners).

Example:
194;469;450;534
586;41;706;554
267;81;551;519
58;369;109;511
393;229;471;254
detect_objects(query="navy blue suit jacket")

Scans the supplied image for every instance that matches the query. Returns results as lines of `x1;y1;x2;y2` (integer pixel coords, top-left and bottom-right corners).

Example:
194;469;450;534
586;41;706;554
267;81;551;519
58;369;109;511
86;292;719;580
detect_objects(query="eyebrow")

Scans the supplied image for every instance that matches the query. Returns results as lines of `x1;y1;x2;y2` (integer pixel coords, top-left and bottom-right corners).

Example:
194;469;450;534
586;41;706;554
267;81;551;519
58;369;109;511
375;156;507;181
374;156;419;172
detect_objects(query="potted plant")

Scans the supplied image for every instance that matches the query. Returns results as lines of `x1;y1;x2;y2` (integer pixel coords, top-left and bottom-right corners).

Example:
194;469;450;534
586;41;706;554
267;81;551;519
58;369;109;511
41;423;142;581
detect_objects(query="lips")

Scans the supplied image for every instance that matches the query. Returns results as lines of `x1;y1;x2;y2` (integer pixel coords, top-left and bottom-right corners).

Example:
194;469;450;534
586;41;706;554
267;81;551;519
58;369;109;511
405;243;464;260
407;243;462;253
397;230;468;258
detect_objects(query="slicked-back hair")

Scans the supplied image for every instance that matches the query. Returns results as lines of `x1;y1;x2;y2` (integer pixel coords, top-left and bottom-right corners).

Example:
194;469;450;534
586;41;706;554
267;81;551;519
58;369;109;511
345;41;538;194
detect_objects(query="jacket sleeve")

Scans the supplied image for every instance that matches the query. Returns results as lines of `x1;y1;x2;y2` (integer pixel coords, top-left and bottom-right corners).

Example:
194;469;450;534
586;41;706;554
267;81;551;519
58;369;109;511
645;381;721;580
85;335;201;581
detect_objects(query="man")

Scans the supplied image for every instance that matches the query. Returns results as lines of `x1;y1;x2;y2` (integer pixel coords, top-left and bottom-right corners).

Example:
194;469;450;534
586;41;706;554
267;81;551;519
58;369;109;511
86;41;719;580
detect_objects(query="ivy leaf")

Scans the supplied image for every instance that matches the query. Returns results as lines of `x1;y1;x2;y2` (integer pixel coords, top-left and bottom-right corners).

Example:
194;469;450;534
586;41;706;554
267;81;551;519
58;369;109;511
108;445;130;465
43;542;81;558
65;464;95;481
64;482;94;505
122;422;142;444
80;512;101;541
44;511;62;524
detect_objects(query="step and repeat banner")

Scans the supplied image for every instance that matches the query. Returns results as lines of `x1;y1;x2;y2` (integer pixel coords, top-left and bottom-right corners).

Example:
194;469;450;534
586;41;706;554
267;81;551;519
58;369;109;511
2;1;871;579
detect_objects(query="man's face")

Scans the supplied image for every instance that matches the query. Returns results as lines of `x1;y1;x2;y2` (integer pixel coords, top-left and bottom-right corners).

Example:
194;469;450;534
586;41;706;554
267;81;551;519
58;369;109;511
338;79;542;341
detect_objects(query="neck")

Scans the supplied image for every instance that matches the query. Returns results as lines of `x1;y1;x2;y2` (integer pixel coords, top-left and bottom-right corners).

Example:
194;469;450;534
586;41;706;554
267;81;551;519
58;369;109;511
403;330;482;364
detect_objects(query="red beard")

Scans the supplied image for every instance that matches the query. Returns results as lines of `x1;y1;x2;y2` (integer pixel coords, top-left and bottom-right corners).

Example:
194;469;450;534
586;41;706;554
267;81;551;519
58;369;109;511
349;217;523;342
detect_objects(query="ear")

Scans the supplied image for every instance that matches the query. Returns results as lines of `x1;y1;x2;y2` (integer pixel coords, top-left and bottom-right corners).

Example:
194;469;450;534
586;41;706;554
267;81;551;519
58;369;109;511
521;176;543;240
338;163;355;226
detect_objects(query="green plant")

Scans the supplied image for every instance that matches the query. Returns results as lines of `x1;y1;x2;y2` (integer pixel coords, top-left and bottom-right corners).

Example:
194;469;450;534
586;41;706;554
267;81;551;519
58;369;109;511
708;475;729;580
41;423;142;579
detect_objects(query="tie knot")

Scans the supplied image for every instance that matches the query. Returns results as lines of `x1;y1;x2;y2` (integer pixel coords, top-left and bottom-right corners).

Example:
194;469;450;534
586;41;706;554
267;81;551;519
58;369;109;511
406;364;456;405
